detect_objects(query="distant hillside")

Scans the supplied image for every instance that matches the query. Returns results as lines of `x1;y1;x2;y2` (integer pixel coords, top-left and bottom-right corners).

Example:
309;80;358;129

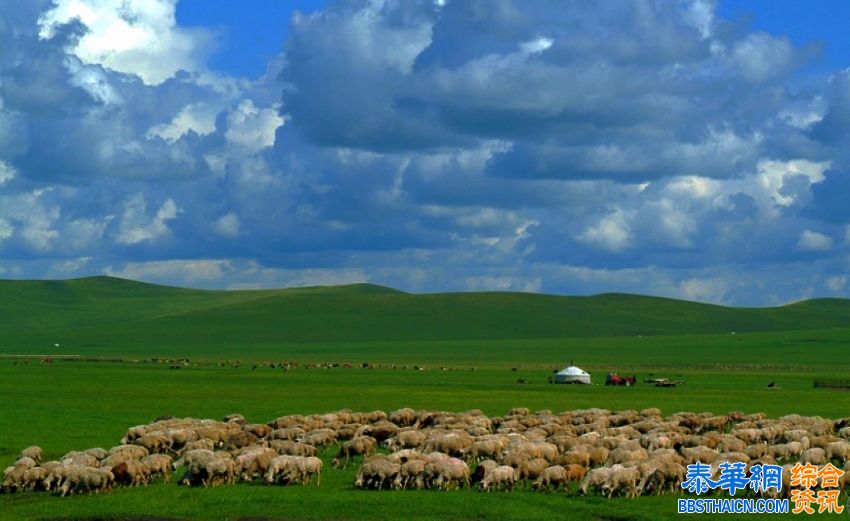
1;276;849;350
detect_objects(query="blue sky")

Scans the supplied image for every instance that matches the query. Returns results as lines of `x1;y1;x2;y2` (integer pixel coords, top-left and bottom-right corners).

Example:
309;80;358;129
1;0;850;305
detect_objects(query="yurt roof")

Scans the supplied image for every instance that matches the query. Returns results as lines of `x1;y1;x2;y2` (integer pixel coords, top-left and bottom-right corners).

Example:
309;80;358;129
557;365;589;376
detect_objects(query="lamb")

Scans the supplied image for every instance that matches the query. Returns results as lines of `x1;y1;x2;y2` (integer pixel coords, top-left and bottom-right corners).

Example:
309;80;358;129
333;436;376;468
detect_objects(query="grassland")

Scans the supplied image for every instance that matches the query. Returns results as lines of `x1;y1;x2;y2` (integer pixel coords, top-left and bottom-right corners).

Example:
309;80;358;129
1;276;850;520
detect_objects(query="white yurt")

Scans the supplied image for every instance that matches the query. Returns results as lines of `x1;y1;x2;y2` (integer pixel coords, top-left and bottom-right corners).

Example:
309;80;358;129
552;365;591;384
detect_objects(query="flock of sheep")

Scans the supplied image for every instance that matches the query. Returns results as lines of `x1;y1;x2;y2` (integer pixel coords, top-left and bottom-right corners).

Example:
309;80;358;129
4;407;850;498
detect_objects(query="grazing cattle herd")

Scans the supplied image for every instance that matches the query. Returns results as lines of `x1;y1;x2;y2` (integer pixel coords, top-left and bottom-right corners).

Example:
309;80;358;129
3;407;850;498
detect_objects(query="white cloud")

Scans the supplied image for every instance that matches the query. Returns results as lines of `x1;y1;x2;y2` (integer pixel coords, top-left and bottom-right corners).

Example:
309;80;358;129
65;218;108;250
464;276;541;292
0;160;16;185
0;218;12;240
519;37;554;54
106;259;234;283
64;57;122;104
47;256;93;276
147;103;219;142
796;230;833;252
224;100;285;153
678;277;729;304
212;212;240;238
578;210;632;252
38;0;208;85
827;276;847;293
730;33;795;83
115;193;179;244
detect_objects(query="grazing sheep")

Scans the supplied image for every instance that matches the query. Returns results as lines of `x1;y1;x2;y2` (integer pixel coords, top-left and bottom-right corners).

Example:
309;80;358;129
333;436;377;468
533;465;568;491
386;429;426;451
141;454;173;483
579;467;612;496
480;465;518;491
236;448;278;481
394;459;427;490
801;448;827;465
61;452;99;468
84;448;108;461
517;457;549;481
108;444;148;460
58;467;114;496
18;446;43;464
354;456;400;490
431;458;470;490
300;428;338;447
135;434;170;454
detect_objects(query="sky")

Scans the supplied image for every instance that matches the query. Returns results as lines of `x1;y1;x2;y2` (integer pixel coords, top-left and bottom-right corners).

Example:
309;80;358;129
1;0;850;305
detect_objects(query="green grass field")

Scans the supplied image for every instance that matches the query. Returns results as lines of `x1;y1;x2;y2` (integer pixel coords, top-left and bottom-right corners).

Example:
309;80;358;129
2;277;850;520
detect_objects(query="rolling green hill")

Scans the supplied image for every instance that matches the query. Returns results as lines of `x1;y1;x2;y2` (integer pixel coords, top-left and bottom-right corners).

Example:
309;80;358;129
1;276;849;352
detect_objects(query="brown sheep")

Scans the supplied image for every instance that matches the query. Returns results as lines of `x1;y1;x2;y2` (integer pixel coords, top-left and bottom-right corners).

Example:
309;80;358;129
333;436;376;468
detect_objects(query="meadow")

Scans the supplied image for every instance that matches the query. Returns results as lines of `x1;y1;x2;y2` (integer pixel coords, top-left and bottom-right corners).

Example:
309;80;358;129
2;277;850;520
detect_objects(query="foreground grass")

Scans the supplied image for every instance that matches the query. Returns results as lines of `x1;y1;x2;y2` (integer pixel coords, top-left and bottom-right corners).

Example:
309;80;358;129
2;341;850;520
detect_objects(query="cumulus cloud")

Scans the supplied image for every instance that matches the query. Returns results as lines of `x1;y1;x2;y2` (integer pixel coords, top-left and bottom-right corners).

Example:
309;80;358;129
578;210;633;252
224;100;285;153
114;194;179;245
796;230;833;252
212;212;240;238
0;0;849;305
0;161;16;185
38;0;211;85
147;103;219;143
